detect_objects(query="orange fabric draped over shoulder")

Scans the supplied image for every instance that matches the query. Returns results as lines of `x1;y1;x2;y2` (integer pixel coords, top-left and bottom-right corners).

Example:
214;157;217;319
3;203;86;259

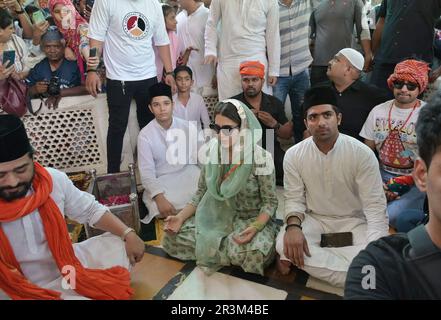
0;162;133;300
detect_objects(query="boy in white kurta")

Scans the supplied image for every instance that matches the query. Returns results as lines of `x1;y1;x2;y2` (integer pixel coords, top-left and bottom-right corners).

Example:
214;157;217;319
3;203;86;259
137;83;201;224
172;65;211;132
204;0;281;100
0;115;145;300
276;86;389;287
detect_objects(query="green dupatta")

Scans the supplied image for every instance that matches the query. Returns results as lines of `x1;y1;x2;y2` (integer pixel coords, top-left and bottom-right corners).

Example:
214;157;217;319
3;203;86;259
195;99;264;273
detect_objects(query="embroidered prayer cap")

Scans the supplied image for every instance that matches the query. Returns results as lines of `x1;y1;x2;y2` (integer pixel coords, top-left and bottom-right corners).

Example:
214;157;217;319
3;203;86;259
0;115;33;163
41;26;64;43
148;83;173;105
303;85;338;116
338;48;364;71
387;59;430;93
239;60;265;79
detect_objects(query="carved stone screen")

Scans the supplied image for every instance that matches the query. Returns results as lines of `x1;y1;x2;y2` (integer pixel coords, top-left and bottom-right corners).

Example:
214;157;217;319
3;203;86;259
23;107;106;173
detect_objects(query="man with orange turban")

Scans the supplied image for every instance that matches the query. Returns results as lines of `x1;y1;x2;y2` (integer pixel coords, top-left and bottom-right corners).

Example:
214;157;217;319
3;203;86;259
360;59;429;230
0;115;145;300
232;60;292;186
204;0;280;100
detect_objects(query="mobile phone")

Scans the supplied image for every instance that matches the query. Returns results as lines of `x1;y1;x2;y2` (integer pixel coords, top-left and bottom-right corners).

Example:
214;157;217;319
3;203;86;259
2;50;15;68
320;232;353;248
89;47;97;57
32;10;46;24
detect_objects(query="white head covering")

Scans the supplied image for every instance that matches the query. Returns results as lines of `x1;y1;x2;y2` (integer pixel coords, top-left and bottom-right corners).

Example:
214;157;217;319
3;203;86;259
338;48;365;71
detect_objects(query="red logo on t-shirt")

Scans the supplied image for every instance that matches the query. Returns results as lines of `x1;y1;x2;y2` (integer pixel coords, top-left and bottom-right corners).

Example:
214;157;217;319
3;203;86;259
122;12;150;40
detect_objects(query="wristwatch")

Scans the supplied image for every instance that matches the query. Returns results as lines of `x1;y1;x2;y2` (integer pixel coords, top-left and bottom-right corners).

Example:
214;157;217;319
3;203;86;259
15;9;25;14
164;71;174;77
273;122;281;131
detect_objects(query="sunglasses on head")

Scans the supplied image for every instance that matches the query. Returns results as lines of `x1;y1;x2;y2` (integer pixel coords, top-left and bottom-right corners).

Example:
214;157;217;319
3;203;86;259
209;123;240;135
392;80;418;91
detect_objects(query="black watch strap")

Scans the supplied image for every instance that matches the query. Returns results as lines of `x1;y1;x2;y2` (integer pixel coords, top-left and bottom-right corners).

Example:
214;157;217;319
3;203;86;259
285;223;302;232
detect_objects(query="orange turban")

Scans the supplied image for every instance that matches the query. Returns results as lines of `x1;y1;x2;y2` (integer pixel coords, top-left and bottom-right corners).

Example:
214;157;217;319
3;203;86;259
239;61;265;79
387;59;430;93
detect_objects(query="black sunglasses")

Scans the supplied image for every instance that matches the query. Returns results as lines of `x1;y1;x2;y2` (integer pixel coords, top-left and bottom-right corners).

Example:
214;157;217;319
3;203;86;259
209;123;240;135
392;80;418;91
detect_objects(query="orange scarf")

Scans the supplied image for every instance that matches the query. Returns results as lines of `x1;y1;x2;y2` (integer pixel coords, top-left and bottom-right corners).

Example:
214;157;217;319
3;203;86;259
0;162;134;300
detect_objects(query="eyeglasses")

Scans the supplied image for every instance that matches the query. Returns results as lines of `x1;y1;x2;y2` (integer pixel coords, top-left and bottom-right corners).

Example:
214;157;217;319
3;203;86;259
209;123;240;135
392;81;418;91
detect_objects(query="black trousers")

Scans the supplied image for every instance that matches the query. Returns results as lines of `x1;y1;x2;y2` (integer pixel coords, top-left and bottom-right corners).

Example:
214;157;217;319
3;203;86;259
106;77;157;173
310;66;329;87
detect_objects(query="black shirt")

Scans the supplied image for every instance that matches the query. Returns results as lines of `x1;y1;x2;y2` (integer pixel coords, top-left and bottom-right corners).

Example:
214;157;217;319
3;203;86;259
333;80;389;141
376;0;441;64
345;226;441;299
312;80;389;141
231;92;288;150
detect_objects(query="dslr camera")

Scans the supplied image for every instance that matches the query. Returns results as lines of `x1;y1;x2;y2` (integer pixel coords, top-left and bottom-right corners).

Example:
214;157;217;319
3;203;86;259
47;76;61;96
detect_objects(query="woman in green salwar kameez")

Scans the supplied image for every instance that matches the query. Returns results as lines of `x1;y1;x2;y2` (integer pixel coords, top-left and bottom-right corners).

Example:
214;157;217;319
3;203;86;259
162;99;279;275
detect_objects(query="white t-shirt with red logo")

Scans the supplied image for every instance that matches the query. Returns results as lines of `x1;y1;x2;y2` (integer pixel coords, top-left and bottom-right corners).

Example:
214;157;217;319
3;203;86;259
359;99;425;175
88;0;170;81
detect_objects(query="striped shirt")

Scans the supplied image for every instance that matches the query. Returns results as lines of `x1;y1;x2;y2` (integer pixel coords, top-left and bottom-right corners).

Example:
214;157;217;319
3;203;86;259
278;0;315;77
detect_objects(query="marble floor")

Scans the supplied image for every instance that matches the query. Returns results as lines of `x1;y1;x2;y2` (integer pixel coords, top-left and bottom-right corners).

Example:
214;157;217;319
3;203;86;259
130;186;345;300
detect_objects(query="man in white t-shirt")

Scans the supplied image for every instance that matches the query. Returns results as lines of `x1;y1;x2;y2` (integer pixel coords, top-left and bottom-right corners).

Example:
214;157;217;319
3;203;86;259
360;59;429;229
176;0;215;95
86;0;176;173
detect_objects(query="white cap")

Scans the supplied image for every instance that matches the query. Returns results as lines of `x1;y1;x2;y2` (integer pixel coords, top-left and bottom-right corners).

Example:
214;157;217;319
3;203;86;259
338;48;365;71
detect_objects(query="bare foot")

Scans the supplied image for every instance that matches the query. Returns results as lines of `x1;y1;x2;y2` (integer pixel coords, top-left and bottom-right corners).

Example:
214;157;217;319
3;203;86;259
276;255;292;275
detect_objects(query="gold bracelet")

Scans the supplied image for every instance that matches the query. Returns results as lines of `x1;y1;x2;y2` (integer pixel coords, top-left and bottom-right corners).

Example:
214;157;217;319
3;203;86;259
250;220;265;232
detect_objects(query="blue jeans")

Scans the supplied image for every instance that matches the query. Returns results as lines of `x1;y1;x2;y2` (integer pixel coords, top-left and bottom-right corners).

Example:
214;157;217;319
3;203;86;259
273;70;310;144
381;169;426;228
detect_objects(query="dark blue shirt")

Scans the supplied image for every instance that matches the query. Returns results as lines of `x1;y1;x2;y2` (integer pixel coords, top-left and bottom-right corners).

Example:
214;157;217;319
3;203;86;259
375;0;441;64
26;58;81;89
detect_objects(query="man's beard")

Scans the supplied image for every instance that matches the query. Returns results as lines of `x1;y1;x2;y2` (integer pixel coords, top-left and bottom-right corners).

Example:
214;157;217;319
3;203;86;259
0;172;34;202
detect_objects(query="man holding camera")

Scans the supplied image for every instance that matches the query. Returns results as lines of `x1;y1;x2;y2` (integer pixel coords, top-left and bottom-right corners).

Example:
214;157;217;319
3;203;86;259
26;26;88;109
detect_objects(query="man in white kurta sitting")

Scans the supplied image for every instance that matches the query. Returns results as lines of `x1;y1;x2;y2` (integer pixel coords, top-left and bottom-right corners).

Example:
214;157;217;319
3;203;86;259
276;86;389;287
137;83;201;224
0;115;145;300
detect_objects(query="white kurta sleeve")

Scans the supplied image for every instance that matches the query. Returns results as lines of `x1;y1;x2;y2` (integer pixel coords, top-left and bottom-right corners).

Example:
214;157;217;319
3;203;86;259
266;0;281;77
198;95;211;130
55;170;108;227
354;148;389;242
204;0;221;58
283;149;307;223
137;133;165;199
87;0;110;42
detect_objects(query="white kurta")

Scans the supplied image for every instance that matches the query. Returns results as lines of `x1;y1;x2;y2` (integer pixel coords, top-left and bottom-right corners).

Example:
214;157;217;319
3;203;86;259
172;92;211;131
204;0;281;100
176;4;215;92
137;117;201;224
276;134;389;284
0;168;130;300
